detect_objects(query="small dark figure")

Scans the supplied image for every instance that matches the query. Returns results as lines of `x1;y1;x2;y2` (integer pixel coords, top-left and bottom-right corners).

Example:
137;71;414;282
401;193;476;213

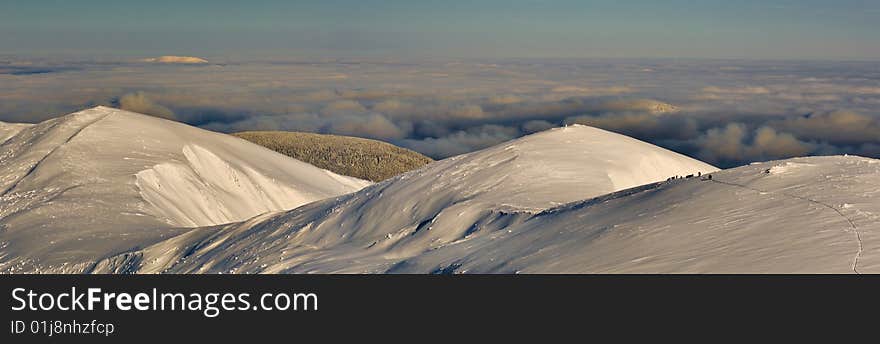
708;175;712;180
685;174;694;179
698;172;701;177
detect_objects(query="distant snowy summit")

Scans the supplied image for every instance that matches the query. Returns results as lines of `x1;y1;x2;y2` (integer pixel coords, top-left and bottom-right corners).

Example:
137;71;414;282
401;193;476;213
647;102;679;114
139;56;209;64
601;99;680;114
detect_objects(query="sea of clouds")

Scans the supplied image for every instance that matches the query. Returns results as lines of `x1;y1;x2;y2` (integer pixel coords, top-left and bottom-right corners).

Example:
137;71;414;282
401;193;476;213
1;56;878;167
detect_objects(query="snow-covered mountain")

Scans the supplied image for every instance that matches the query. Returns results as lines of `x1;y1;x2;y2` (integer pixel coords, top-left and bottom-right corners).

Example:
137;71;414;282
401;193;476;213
91;125;719;273
0;106;369;273
7;107;875;274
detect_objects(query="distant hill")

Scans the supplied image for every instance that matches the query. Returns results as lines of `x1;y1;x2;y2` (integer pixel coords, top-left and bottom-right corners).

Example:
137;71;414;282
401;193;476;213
232;131;433;182
139;56;209;64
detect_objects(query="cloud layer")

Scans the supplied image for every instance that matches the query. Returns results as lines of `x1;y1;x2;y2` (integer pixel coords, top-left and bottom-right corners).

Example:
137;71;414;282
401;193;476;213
1;57;878;167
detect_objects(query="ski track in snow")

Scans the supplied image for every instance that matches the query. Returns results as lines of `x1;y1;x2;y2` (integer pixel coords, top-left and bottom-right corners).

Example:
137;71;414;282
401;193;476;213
709;178;863;274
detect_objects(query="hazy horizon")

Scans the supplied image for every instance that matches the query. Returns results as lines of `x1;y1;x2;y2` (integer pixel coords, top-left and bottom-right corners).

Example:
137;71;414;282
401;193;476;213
3;0;880;60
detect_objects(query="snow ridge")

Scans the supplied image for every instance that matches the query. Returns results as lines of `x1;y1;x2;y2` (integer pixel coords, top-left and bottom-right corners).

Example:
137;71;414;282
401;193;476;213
1;111;110;197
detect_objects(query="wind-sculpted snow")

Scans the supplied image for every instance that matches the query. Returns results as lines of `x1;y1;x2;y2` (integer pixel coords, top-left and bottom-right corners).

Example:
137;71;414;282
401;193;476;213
0;107;369;273
92;125;719;273
135;144;361;227
96;155;880;274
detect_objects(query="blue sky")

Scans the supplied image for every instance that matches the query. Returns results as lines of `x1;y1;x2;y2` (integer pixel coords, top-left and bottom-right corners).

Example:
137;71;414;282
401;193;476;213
2;0;880;59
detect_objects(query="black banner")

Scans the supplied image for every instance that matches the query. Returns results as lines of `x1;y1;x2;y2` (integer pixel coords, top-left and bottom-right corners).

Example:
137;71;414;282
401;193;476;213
0;275;873;342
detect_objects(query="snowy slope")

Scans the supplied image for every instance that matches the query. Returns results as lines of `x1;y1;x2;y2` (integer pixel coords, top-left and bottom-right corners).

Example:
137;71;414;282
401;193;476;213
96;155;880;274
0;121;32;144
14;112;873;274
0;106;369;273
393;156;880;273
91;125;719;273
